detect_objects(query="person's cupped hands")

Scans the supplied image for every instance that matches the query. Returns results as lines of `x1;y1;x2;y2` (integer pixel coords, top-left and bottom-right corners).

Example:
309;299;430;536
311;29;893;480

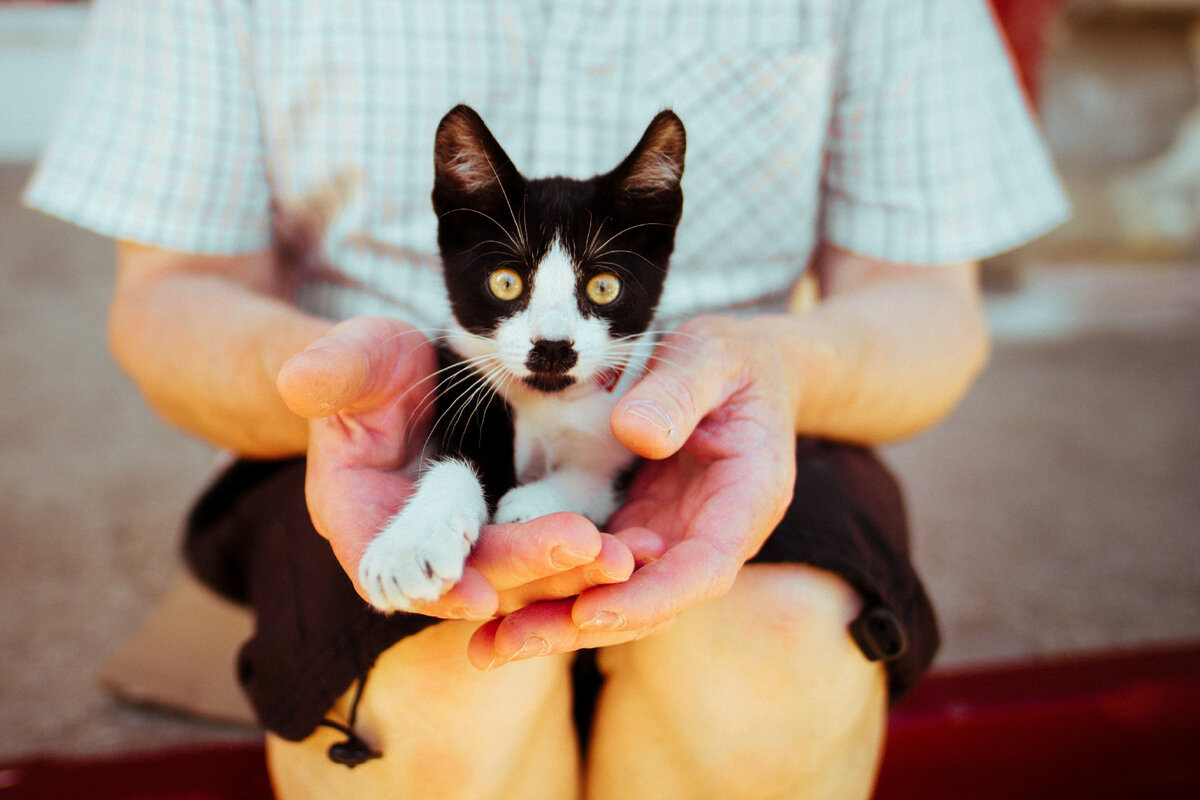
275;316;658;625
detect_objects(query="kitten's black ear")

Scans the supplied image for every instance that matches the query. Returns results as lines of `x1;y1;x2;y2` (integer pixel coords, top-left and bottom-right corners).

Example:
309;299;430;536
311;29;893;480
432;105;523;214
611;110;686;218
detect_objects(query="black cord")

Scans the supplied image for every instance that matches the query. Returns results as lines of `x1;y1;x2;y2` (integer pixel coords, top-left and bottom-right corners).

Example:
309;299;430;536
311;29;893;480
318;673;382;768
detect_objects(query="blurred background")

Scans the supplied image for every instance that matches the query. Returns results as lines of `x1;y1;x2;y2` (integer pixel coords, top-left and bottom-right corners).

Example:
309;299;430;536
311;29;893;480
1;0;1197;787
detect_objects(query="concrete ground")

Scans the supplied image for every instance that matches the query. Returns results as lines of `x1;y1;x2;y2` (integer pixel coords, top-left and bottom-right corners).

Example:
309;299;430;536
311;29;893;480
1;161;1198;758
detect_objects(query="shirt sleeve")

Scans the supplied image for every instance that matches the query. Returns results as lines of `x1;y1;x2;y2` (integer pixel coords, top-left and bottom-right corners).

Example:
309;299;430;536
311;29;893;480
23;0;271;254
821;0;1070;265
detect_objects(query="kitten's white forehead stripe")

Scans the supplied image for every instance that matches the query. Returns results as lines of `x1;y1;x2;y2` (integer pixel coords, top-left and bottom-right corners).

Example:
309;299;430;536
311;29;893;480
527;239;577;341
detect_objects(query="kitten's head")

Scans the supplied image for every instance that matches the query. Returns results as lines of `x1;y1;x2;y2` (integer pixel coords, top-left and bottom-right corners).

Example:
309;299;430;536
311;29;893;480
432;104;685;394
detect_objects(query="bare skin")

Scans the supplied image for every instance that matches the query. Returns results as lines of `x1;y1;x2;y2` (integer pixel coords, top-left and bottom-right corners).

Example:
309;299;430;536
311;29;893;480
110;239;988;798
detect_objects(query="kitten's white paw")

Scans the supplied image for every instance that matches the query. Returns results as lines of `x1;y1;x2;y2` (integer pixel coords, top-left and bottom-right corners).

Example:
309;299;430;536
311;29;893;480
358;460;488;612
494;481;572;525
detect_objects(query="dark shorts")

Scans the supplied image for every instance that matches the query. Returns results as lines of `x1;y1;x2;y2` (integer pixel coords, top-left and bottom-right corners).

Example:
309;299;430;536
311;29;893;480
185;439;938;743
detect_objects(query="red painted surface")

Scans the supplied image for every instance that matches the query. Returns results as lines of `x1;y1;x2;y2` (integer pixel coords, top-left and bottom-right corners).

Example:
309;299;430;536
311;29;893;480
875;643;1200;799
0;743;271;800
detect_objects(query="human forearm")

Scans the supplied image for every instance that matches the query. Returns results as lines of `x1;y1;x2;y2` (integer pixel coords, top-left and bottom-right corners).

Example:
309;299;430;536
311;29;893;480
778;245;990;444
108;242;332;457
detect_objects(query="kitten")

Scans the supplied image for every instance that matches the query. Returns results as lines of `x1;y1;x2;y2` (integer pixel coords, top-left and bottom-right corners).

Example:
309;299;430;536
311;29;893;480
359;105;686;612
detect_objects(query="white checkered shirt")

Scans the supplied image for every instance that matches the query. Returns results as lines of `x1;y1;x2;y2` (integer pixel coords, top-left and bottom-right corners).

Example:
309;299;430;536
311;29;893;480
26;0;1068;330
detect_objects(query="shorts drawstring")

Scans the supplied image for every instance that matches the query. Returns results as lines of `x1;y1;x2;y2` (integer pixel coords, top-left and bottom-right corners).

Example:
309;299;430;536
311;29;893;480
318;672;382;768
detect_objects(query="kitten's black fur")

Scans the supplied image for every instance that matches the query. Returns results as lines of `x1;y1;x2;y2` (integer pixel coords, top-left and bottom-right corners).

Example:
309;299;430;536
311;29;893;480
429;104;686;508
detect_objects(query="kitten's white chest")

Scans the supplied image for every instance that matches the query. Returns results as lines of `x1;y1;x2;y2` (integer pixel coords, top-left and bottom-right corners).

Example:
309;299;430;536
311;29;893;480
490;379;637;527
511;385;625;483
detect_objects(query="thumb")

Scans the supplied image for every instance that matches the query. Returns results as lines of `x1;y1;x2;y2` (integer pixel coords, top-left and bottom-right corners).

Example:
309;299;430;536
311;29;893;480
612;326;731;460
277;317;432;418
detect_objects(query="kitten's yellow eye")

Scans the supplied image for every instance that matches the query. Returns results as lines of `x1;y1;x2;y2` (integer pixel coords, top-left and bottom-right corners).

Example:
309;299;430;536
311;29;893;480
586;273;621;305
488;268;523;301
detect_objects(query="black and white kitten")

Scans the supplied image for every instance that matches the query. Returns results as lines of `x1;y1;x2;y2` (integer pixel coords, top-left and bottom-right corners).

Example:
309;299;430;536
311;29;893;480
359;105;686;612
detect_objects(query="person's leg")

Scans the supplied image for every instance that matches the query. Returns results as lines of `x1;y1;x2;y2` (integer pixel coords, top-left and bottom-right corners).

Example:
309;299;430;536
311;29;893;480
587;563;888;800
267;619;581;800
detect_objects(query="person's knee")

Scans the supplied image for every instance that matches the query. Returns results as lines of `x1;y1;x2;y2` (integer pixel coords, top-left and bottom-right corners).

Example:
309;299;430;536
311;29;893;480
360;621;576;776
594;563;887;798
270;620;581;800
603;562;881;711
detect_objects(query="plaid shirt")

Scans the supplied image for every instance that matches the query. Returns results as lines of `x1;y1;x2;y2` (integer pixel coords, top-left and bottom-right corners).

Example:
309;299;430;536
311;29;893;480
26;0;1067;330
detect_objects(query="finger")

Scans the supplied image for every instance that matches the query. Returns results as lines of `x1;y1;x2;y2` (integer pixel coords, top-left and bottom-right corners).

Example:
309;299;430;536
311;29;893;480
496;533;635;615
470;600;578;669
611;526;667;567
571;537;742;633
467;618;504;670
470;599;679;670
612;323;737;460
469;513;605;591
276;338;367;419
277;317;433;418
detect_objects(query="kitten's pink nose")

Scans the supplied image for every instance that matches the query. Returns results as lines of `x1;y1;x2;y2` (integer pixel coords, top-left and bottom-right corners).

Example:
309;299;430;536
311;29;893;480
527;339;577;373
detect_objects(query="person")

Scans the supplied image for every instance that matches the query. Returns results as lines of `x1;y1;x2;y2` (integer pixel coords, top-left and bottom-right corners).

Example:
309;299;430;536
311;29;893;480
26;1;1067;797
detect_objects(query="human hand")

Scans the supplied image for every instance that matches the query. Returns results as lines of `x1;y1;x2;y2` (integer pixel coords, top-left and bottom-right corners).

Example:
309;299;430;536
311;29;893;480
467;315;799;668
276;316;656;621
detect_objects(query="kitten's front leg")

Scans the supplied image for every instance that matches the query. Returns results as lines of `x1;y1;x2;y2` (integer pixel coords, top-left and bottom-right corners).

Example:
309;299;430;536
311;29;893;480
494;468;622;527
358;459;488;612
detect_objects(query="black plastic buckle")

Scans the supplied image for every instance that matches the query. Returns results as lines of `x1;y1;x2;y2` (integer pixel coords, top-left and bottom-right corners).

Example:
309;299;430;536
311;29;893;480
849;607;908;662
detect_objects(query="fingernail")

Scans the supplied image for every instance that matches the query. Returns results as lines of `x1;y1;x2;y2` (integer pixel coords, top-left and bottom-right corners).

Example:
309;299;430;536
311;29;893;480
451;606;492;622
580;610;626;631
549;544;591;570
511;634;550;661
586;563;631;583
623;401;674;437
585;567;614;584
